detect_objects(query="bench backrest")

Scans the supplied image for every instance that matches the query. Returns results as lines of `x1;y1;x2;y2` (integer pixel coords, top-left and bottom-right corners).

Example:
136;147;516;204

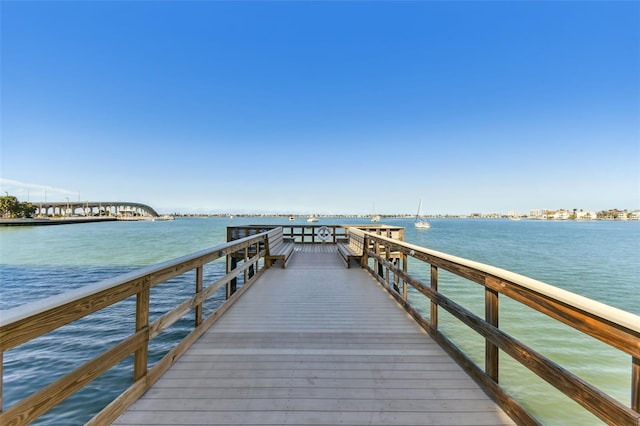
266;227;285;250
347;229;365;254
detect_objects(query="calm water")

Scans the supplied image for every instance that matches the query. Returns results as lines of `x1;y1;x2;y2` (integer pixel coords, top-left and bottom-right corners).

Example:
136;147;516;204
0;217;638;425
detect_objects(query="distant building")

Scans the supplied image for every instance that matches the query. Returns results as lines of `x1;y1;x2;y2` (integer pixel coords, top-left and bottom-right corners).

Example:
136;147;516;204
527;208;638;220
576;210;596;220
529;209;544;219
552;210;571;220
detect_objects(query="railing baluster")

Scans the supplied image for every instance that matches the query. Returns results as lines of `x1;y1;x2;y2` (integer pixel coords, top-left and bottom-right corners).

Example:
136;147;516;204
485;281;499;383
393;258;401;296
195;266;203;327
248;242;255;279
430;265;438;330
362;235;369;267
134;280;150;381
386;251;392;289
376;241;384;278
243;246;248;284
227;254;236;299
402;254;408;301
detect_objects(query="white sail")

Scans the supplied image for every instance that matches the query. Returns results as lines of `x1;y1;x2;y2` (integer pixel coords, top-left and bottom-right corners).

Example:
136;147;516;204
414;199;430;229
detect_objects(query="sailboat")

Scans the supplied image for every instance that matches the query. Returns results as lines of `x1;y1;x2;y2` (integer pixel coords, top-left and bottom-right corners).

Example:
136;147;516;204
414;199;431;229
371;202;381;222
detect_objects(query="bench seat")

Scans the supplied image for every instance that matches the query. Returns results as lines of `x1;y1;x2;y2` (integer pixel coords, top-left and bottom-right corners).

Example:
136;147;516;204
265;227;295;268
337;230;364;268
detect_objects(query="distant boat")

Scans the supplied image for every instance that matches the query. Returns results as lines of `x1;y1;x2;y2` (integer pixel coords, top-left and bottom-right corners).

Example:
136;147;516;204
289;216;296;221
414;199;430;229
370;202;380;222
307;216;318;222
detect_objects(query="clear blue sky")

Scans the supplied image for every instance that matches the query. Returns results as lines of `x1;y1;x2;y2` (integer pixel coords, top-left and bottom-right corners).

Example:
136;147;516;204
1;1;638;215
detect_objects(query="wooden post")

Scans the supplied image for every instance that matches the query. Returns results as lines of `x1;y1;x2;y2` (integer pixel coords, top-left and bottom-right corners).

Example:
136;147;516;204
134;283;150;381
195;266;203;327
390;257;398;292
402;253;408;301
393;258;401;296
430;265;438;329
485;282;499;383
633;356;640;413
243;246;248;286
374;240;384;278
227;254;237;299
361;235;368;268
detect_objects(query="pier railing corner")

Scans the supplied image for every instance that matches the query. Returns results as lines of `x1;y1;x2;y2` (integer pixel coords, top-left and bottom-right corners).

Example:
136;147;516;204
355;228;640;426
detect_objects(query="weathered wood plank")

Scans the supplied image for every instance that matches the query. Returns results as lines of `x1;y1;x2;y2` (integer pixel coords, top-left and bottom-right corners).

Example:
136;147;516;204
116;410;513;425
127;397;508;412
114;252;515;425
140;386;495;400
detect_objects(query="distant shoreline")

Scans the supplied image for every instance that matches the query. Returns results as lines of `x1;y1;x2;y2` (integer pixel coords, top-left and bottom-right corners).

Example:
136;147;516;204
173;213;639;221
1;215;637;227
0;217;118;226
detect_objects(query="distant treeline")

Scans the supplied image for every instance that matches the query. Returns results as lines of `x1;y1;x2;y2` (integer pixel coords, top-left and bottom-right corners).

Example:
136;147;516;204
0;195;36;219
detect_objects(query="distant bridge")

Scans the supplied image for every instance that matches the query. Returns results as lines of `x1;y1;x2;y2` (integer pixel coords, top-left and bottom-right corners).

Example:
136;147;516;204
34;201;159;218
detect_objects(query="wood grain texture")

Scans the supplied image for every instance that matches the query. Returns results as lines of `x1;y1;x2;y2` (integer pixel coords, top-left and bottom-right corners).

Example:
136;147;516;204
114;252;515;425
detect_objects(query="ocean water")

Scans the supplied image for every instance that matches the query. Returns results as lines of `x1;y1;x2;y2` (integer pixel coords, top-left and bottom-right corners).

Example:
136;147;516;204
0;217;638;425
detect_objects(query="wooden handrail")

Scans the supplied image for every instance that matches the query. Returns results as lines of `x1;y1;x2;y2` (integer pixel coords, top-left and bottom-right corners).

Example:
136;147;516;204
227;224;404;245
0;232;269;425
358;229;640;426
4;226;637;425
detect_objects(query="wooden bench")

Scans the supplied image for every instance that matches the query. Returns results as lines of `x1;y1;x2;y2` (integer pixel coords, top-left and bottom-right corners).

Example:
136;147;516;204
337;230;365;268
265;227;295;268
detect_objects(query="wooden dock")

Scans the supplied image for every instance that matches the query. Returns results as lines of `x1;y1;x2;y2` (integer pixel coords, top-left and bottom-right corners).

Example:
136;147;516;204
4;225;637;425
114;247;514;425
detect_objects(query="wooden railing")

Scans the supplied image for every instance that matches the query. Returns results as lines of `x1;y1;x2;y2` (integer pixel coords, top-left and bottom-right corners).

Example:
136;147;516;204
228;224;404;245
355;228;640;426
0;232;270;425
5;225;637;425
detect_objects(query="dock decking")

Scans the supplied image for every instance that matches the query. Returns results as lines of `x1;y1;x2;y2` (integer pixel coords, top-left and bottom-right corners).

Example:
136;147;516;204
114;246;514;426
